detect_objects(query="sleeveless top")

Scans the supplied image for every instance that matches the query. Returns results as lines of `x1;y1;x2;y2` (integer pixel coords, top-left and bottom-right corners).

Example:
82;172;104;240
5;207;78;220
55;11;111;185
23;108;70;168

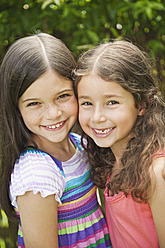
10;133;111;248
104;150;165;248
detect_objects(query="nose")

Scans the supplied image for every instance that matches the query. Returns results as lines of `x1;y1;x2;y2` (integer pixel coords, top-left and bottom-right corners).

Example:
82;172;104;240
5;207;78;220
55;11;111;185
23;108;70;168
45;104;62;120
91;106;106;123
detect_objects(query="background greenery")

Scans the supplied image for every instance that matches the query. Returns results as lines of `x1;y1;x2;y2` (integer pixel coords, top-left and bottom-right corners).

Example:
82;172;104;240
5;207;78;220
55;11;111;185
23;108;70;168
0;0;165;246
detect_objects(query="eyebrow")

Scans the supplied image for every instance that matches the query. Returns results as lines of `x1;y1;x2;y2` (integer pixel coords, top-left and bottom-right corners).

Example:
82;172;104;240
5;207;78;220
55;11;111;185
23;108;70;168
22;98;40;103
78;94;122;99
21;89;74;103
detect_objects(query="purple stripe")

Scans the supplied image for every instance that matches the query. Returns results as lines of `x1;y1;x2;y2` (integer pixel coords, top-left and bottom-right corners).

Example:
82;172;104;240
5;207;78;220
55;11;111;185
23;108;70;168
18;235;24;245
64;169;91;189
12;164;64;191
19;151;60;169
14;161;59;175
62;176;92;197
49;155;64;174
61;184;94;203
58;219;108;246
69;132;83;152
64;160;87;177
14;182;63;193
64;155;81;164
18;215;110;248
14;173;63;186
58;198;97;220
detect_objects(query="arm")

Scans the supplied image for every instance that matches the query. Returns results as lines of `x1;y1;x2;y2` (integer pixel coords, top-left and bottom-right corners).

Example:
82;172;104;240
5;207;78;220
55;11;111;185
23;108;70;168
17;191;58;248
149;156;165;248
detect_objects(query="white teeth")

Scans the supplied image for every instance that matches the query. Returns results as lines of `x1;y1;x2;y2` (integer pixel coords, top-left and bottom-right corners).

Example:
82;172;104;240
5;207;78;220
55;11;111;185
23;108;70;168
94;128;112;134
47;122;63;129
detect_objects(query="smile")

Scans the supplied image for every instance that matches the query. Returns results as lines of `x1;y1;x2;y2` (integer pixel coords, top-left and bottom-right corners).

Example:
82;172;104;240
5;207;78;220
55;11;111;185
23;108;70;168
94;128;113;134
92;127;115;137
43;121;65;130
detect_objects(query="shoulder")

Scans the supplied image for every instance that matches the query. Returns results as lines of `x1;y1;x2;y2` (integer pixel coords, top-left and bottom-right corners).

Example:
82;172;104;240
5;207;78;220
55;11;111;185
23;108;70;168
10;148;65;208
148;152;165;203
14;148;64;177
149;152;165;246
151;150;165;180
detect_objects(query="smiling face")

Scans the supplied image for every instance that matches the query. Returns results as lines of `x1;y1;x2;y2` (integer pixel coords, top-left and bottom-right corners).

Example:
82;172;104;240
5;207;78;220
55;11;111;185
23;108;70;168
18;70;78;149
78;74;143;158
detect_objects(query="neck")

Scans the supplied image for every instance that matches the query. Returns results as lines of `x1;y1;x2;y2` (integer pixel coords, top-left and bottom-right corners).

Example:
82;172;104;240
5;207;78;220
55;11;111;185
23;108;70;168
32;135;76;162
111;135;132;162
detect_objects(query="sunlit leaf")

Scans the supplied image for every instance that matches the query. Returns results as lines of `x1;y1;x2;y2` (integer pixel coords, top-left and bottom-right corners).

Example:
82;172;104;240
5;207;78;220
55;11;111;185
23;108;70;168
41;0;53;9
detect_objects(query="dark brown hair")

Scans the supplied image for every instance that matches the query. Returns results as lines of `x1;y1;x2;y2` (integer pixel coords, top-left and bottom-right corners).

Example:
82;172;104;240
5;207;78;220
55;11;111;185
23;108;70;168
0;33;76;221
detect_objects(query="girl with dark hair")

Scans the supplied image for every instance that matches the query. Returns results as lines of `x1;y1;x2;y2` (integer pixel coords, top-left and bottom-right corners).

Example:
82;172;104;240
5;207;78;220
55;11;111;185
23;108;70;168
0;33;111;248
74;40;165;247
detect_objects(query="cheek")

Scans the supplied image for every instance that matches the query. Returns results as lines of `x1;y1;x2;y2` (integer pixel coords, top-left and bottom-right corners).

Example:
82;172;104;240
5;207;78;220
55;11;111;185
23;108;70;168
78;109;88;128
71;99;78;116
116;109;138;131
70;98;78;116
62;98;78;119
21;111;42;127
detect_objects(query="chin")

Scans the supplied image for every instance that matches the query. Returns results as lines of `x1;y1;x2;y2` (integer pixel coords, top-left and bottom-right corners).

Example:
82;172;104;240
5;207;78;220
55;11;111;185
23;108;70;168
94;141;110;148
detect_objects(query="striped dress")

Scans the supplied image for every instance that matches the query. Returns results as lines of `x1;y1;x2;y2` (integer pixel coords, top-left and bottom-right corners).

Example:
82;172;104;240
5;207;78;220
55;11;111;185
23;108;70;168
10;133;111;247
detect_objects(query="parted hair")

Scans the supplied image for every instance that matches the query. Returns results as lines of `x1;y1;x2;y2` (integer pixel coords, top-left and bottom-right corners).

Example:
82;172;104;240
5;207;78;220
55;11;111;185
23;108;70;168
74;40;165;202
0;33;76;221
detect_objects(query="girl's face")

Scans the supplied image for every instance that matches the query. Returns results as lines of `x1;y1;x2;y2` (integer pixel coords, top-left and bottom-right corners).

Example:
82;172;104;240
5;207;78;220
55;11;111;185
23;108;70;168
78;74;143;158
18;70;78;148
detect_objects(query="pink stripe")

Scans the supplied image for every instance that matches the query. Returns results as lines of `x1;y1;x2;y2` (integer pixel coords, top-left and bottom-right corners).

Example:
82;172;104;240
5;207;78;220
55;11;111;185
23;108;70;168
58;207;103;230
58;191;96;212
61;224;108;248
19;225;23;233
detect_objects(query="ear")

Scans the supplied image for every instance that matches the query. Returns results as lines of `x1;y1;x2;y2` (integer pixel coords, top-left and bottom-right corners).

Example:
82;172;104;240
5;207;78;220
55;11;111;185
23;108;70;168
138;102;146;116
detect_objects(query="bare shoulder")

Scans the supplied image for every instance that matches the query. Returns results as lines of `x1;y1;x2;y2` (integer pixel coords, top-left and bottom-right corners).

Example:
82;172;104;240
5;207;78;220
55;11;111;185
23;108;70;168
149;156;165;247
149;156;165;194
148;156;165;204
151;156;165;181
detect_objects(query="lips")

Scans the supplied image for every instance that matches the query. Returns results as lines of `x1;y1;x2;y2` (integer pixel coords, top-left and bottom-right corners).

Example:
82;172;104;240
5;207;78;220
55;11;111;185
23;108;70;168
42;121;65;130
92;127;115;137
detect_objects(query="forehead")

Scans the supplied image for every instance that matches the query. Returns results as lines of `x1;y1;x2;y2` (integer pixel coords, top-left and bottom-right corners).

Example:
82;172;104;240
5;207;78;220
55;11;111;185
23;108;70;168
20;70;73;99
78;74;136;104
78;74;121;94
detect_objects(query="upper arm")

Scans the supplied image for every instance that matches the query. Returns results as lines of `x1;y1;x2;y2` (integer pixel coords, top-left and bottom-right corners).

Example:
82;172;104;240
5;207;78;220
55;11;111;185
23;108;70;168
10;150;65;247
149;157;165;248
17;191;59;248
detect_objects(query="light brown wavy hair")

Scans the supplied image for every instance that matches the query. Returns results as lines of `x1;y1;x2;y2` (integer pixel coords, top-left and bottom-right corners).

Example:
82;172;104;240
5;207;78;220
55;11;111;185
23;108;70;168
74;40;165;203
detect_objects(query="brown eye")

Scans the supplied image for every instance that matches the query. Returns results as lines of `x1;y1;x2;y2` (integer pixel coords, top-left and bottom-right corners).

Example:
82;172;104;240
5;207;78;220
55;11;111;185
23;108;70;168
58;94;70;100
27;102;40;107
108;101;118;105
81;102;92;106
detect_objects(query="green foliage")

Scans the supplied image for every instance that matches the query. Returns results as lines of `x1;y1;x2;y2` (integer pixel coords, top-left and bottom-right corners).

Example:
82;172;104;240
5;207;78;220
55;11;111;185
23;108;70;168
0;0;165;244
0;210;9;228
0;0;164;88
0;210;18;247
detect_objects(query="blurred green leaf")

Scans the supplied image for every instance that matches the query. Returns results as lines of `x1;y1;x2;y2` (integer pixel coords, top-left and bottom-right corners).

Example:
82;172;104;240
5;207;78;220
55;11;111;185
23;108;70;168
0;210;9;228
87;30;100;42
147;39;165;57
146;7;152;20
41;0;53;9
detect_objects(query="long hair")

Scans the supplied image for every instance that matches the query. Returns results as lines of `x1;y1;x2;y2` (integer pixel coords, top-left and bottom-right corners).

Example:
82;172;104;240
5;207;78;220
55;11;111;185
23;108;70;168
0;33;76;221
74;40;165;202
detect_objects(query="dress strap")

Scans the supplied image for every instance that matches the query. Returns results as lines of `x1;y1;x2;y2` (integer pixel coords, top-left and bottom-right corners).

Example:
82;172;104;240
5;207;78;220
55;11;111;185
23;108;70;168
153;150;165;159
